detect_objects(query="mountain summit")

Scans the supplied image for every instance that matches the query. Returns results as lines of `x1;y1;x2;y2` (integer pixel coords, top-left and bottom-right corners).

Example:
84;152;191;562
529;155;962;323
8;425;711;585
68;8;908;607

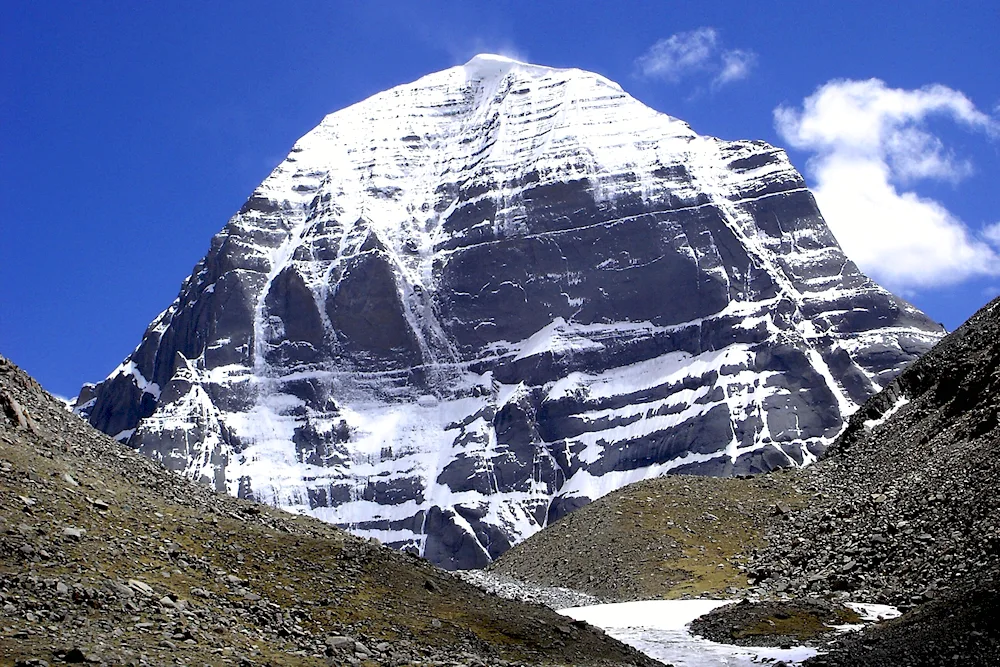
77;55;944;568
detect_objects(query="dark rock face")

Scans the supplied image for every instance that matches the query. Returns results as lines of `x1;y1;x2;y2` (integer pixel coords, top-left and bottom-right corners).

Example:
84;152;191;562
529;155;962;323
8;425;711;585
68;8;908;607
326;247;422;368
76;54;944;568
265;266;325;364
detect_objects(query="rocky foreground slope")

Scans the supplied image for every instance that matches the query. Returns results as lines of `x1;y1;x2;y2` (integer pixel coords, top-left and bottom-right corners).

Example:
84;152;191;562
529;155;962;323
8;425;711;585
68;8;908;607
0;354;658;667
754;293;1000;604
496;295;1000;663
76;54;942;569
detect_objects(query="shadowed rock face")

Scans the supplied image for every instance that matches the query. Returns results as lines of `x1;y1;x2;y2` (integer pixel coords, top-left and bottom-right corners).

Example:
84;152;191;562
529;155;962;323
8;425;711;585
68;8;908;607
76;54;944;569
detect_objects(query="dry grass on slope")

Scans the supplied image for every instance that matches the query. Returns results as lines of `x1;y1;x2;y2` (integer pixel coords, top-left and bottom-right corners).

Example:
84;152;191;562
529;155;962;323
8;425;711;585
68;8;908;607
492;472;806;601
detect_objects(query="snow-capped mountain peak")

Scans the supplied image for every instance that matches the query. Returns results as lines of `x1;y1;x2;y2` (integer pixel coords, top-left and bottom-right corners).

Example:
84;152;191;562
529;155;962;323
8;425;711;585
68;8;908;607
462;52;535;78
77;56;944;568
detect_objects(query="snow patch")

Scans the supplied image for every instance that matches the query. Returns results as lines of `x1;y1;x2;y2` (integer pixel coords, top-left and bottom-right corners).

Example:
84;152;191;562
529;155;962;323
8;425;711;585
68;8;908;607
864;396;910;431
561;600;819;666
110;360;161;399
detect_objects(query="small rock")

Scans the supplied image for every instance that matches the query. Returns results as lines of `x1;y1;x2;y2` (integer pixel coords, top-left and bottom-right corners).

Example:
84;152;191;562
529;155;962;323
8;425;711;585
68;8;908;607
127;579;154;596
111;582;135;599
325;636;353;650
61;527;85;541
62;649;87;664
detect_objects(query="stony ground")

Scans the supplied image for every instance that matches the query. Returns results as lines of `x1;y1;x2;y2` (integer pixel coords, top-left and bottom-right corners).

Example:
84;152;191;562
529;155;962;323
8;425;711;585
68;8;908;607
803;570;1000;667
688;599;860;648
752;296;1000;607
0;354;660;667
453;571;602;610
496;296;1000;664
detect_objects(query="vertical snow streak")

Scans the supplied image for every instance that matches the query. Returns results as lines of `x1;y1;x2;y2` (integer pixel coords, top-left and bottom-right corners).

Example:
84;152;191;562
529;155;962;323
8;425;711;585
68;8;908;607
251;209;311;375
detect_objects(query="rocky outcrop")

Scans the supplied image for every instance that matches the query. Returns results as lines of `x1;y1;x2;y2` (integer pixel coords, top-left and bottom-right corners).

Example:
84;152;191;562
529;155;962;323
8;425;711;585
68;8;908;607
76;54;943;568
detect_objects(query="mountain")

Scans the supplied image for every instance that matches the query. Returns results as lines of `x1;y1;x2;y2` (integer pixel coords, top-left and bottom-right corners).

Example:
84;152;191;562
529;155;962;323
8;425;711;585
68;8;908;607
75;54;944;569
0;353;658;666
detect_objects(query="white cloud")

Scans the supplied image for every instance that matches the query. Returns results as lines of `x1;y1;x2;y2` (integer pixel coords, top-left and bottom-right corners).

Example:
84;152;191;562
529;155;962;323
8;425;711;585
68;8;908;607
715;49;756;87
984;222;1000;247
636;28;755;88
775;79;1000;291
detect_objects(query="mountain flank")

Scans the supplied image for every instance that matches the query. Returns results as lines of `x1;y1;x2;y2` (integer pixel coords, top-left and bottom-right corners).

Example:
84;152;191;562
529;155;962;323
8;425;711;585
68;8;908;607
495;295;1000;662
754;293;1000;604
0;354;658;667
804;571;1000;666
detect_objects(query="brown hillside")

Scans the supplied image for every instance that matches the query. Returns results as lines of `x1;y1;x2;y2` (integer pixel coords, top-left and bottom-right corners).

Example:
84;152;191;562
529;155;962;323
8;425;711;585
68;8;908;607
0;355;658;667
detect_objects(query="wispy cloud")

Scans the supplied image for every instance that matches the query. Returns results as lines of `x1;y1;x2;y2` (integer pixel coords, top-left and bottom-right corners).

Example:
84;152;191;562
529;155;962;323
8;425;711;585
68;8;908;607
775;79;1000;292
635;28;755;89
716;49;756;87
983;221;1000;247
381;5;527;68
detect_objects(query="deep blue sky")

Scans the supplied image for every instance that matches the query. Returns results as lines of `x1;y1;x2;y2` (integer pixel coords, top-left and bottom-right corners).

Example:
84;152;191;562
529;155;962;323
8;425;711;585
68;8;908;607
2;2;998;398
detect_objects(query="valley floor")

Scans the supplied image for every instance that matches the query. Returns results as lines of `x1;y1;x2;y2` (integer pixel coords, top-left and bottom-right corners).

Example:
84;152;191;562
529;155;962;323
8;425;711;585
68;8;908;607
457;570;903;667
